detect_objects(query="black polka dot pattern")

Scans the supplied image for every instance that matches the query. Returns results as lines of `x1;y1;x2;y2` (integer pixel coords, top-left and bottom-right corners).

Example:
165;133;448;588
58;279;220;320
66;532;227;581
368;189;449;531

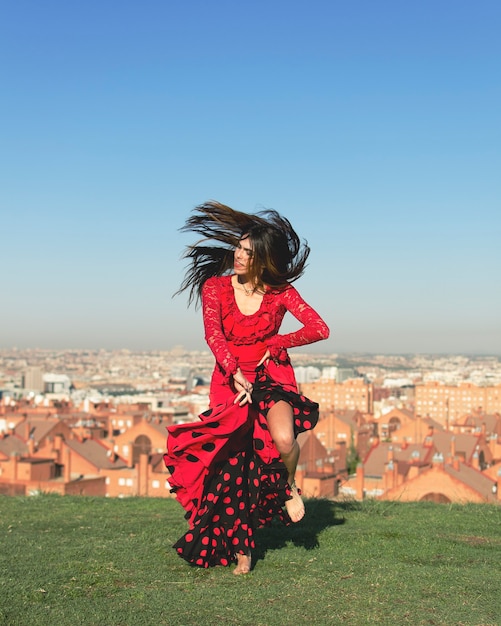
164;364;318;568
173;441;291;568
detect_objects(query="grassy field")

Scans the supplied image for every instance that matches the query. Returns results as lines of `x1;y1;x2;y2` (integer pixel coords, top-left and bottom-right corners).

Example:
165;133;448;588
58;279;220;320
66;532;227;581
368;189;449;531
0;495;500;626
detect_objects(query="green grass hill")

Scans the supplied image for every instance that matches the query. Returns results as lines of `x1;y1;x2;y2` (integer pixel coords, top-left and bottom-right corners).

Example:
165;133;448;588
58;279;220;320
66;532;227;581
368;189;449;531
1;495;500;625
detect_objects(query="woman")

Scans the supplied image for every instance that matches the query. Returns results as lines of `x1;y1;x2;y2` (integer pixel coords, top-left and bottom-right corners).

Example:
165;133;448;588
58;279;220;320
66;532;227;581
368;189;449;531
164;201;329;574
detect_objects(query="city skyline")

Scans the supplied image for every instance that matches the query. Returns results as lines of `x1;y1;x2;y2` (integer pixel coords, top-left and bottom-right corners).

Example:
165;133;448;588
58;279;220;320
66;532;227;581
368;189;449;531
1;2;500;355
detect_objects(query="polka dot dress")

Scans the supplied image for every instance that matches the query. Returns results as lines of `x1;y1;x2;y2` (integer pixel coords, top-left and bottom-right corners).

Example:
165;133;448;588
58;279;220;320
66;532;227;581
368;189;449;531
164;363;319;568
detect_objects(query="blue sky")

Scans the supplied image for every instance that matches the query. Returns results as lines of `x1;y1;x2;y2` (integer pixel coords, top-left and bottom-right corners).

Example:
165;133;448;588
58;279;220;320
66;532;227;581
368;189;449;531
1;1;500;355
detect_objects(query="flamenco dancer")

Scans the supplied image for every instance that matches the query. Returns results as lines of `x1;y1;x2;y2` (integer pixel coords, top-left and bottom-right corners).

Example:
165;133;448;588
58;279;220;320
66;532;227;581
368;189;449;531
164;201;329;574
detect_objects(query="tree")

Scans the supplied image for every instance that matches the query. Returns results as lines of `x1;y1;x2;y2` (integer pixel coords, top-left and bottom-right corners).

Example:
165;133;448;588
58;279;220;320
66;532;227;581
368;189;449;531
346;428;361;475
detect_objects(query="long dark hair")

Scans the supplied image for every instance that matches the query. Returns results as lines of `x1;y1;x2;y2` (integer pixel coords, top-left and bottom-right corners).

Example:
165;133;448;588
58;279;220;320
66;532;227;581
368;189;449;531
176;200;310;306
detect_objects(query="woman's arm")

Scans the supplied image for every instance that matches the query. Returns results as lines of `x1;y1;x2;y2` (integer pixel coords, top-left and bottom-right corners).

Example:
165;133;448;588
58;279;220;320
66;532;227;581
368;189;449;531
201;278;239;375
202;278;253;404
266;285;330;359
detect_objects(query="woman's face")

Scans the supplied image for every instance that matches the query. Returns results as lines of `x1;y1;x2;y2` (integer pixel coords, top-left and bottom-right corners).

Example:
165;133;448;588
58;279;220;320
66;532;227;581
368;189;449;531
234;236;254;276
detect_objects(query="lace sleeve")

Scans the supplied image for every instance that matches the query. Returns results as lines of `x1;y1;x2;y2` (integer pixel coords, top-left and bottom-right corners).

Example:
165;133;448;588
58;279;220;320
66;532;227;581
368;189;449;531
201;278;239;376
266;286;330;359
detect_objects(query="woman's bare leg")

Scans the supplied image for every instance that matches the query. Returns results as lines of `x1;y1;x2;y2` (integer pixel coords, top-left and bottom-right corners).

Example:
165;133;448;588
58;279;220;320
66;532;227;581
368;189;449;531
266;401;305;522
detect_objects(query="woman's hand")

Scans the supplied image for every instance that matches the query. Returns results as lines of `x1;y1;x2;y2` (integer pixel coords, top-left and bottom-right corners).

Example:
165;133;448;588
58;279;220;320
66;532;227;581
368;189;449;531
257;349;271;367
233;368;253;406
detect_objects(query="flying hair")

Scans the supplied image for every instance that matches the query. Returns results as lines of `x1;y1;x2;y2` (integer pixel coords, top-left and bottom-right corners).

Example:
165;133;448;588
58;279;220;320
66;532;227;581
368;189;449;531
175;200;310;307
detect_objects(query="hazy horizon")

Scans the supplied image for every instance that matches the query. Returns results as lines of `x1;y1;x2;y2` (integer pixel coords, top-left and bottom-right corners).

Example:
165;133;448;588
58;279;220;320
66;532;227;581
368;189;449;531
2;2;500;355
1;343;499;360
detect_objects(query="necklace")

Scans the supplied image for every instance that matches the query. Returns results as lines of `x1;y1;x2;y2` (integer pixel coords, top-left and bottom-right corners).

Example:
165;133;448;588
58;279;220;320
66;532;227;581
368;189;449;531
238;283;255;296
235;278;256;296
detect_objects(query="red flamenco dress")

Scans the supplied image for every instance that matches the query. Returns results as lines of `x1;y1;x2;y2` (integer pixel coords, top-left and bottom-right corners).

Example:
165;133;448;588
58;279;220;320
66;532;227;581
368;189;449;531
164;275;329;568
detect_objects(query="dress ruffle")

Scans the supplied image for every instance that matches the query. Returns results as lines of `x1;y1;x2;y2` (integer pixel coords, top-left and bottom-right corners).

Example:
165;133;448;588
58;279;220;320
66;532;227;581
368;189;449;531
213;276;279;345
252;362;319;435
164;362;319;568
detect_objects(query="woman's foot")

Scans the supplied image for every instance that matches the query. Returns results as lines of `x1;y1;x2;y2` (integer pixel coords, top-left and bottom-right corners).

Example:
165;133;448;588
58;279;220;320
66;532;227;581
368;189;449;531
285;482;305;523
234;551;252;575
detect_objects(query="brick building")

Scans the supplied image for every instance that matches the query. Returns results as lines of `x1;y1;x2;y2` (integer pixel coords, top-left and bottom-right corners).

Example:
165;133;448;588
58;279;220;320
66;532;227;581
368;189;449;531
340;425;499;504
295;430;346;498
299;377;373;413
0;407;173;497
415;382;501;425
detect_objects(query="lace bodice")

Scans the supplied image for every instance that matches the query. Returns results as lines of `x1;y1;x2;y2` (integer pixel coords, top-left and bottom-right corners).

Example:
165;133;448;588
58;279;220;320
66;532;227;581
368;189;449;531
201;275;329;375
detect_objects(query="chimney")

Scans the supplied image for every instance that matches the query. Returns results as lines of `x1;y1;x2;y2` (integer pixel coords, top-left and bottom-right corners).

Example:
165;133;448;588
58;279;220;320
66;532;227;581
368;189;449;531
488;434;498;457
337;440;347;472
471;450;480;470
415;414;422;442
64;446;71;482
355;463;364;500
11;453;19;480
138;453;149;496
432;452;444;469
28;438;36;456
384;459;397;491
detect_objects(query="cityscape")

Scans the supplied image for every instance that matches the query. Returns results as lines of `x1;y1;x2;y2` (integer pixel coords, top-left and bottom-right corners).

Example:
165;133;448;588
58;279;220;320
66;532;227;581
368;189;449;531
2;2;500;622
1;347;500;504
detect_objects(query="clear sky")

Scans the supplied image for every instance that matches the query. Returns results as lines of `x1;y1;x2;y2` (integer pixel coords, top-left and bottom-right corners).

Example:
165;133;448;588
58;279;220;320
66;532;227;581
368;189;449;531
1;1;500;355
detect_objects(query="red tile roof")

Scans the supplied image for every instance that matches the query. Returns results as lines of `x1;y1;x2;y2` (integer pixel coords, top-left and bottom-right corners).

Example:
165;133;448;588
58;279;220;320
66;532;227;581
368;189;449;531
65;439;127;470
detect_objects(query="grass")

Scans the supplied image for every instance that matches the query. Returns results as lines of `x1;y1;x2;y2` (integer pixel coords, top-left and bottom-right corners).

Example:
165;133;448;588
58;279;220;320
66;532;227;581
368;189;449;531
0;495;500;626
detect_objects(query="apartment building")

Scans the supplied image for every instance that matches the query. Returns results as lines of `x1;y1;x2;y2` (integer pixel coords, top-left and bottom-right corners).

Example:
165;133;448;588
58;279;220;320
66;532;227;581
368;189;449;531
415;381;501;425
299;377;373;413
